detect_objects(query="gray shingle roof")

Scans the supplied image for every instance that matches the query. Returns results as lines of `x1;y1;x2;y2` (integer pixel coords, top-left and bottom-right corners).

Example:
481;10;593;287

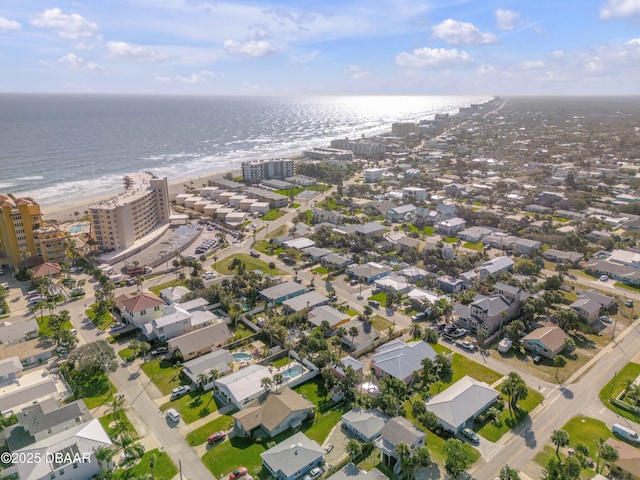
342;408;389;440
379;417;424;447
371;340;436;381
18;399;90;436
260;431;324;477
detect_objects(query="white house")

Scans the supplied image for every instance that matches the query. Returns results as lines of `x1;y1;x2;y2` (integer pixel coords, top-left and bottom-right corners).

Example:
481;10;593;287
114;291;165;327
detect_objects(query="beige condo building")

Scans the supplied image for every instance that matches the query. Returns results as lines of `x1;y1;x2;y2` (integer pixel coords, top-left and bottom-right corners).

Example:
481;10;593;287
90;173;170;251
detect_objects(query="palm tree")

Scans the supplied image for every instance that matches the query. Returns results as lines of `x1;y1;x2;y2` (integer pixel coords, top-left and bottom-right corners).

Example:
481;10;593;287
597;442;619;473
110;393;127;424
348;326;359;349
499;465;520;480
197;373;209;390
94;446;115;473
120;435;145;464
260;377;272;392
501;372;528;417
409;323;422;339
345;439;361;462
551;429;569;459
273;372;284;393
148;452;157;479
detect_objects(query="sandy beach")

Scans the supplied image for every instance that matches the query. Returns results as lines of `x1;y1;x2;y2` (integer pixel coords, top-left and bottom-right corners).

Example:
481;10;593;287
42;169;241;223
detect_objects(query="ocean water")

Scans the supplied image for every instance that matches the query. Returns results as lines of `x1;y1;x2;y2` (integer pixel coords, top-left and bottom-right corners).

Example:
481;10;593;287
0;94;489;206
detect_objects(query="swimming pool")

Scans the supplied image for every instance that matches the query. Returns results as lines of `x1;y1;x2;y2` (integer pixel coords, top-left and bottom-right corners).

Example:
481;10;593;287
69;224;88;233
283;365;303;381
233;352;253;363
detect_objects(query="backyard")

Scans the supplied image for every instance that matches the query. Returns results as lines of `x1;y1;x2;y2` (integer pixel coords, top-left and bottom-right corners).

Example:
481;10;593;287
160;391;222;424
63;368;115;409
37;315;73;336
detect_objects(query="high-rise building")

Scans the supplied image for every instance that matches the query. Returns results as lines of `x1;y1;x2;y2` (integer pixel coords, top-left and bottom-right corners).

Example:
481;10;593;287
0;194;66;269
242;158;295;183
90;173;170;251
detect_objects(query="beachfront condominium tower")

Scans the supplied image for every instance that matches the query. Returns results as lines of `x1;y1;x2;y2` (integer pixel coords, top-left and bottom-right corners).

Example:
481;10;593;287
89;173;170;252
241;158;295;183
0;194;67;269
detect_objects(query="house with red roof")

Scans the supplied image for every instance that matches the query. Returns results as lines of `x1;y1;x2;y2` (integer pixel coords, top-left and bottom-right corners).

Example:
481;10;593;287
115;291;165;327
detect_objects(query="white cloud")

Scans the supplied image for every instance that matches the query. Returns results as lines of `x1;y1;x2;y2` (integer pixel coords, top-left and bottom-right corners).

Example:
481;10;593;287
431;19;498;45
395;47;472;68
290;51;320;64
247;24;273;41
155;76;172;83
600;0;640;19
223;39;277;57
346;65;370;79
176;70;215;83
551;50;565;58
58;53;103;72
477;64;496;75
31;8;98;40
495;9;520;30
0;16;21;32
521;60;545;70
107;41;169;62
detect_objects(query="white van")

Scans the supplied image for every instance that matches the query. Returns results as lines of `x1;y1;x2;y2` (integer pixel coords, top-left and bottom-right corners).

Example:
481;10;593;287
612;423;640;445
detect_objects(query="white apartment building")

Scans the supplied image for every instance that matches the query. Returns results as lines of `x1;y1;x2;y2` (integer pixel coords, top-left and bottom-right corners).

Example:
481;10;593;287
402;187;427;202
242;158;295;182
364;168;386;183
330;138;386;156
90;173;170;251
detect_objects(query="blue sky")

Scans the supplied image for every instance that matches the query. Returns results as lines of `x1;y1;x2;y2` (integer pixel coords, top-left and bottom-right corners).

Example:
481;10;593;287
1;0;640;94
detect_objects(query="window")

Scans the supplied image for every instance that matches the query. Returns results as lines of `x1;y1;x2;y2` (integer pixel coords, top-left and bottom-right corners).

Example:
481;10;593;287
48;428;52;434
140;310;146;315
73;463;78;469
59;469;64;476
50;474;55;480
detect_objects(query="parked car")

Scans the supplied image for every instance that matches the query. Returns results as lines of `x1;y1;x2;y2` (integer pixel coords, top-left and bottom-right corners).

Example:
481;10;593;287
461;427;479;443
151;346;169;356
171;386;190;398
600;275;609;282
368;300;380;308
533;355;543;365
229;467;248;480
207;431;226;444
461;341;476;352
612;423;640;445
324;444;333;454
625;299;634;308
110;323;126;332
166;408;180;423
411;312;426;322
304;467;322;480
600;315;612;324
250;251;260;258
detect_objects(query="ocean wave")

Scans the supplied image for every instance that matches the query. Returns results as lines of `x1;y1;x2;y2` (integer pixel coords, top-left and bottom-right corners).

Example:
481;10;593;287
17;176;44;181
0;182;16;190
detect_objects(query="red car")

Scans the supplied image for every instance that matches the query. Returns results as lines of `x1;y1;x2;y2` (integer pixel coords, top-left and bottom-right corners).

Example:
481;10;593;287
207;431;226;444
229;467;248;479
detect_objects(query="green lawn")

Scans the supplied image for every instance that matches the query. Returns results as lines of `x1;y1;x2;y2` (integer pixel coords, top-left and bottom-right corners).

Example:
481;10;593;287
231;322;254;341
99;412;137;440
160;391;221;424
113;449;177;480
462;242;484;252
367;292;387;305
599;362;640;422
262;209;287;221
215;254;284;276
202;433;267;477
118;347;135;361
293;377;329;407
37;315;73;336
63;369;115;409
149;279;186;297
444;237;458;243
140;359;191;395
186;414;236;445
344;308;358;316
274;187;304;197
272;357;292;368
615;281;640;293
303;405;348;444
370;315;393;333
253;240;284;256
85;306;115;330
313;266;328;275
477;388;544;442
432;344;501;390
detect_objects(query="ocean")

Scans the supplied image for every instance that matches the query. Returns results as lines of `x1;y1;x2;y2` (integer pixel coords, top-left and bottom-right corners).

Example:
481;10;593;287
0;94;489;206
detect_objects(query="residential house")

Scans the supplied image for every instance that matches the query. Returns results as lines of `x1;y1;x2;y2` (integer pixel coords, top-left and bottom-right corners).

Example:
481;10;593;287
438;276;464;293
0;356;22;385
455;282;526;335
12;419;112;480
386;204;416;222
168;322;233;361
215;364;272;409
606;437;640;480
233;388;314;438
352;222;386;240
0;319;38;344
371;340;436;384
395;236;426;255
312;209;342;224
373;275;411;294
340;319;380;351
159;285;191;304
424;376;499;433
374;417;425;475
301;246;333;262
346;263;392;283
570;298;601;324
399;266;428;283
402;187;427;202
341;408;389;441
581;290;616;310
522;326;569;359
320;253;352;270
436;217;466;236
0;378;60;415
328;463;387;480
458;226;495;243
406;288;440;312
260;431;324;480
31;262;62;280
542;249;583;264
364;201;397;217
330;356;363;380
584;260;640;286
478;256;515;279
282;291;329;313
307;305;351;329
144;300;217;342
183;349;234;390
114;291;165;327
283;237;316;251
512;238;541;255
14;399;91;443
260;281;307;305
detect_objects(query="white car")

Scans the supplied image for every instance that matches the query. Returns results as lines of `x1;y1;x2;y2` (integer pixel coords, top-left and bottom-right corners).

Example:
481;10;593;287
600;275;609;282
171;386;190;398
166;408;180;422
110;323;126;332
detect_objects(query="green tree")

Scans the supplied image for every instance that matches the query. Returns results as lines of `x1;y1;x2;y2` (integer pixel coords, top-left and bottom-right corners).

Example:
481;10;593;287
418;411;439;431
94;446;115;473
499;465;520;480
346;439;362;462
272;372;284;393
501;372;529;417
553;355;567;382
443;439;474;477
551;429;569;459
422;327;439;344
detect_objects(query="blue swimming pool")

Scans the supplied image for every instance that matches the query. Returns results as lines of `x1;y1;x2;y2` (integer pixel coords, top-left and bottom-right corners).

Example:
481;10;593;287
69;224;88;233
283;365;303;381
233;352;253;363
